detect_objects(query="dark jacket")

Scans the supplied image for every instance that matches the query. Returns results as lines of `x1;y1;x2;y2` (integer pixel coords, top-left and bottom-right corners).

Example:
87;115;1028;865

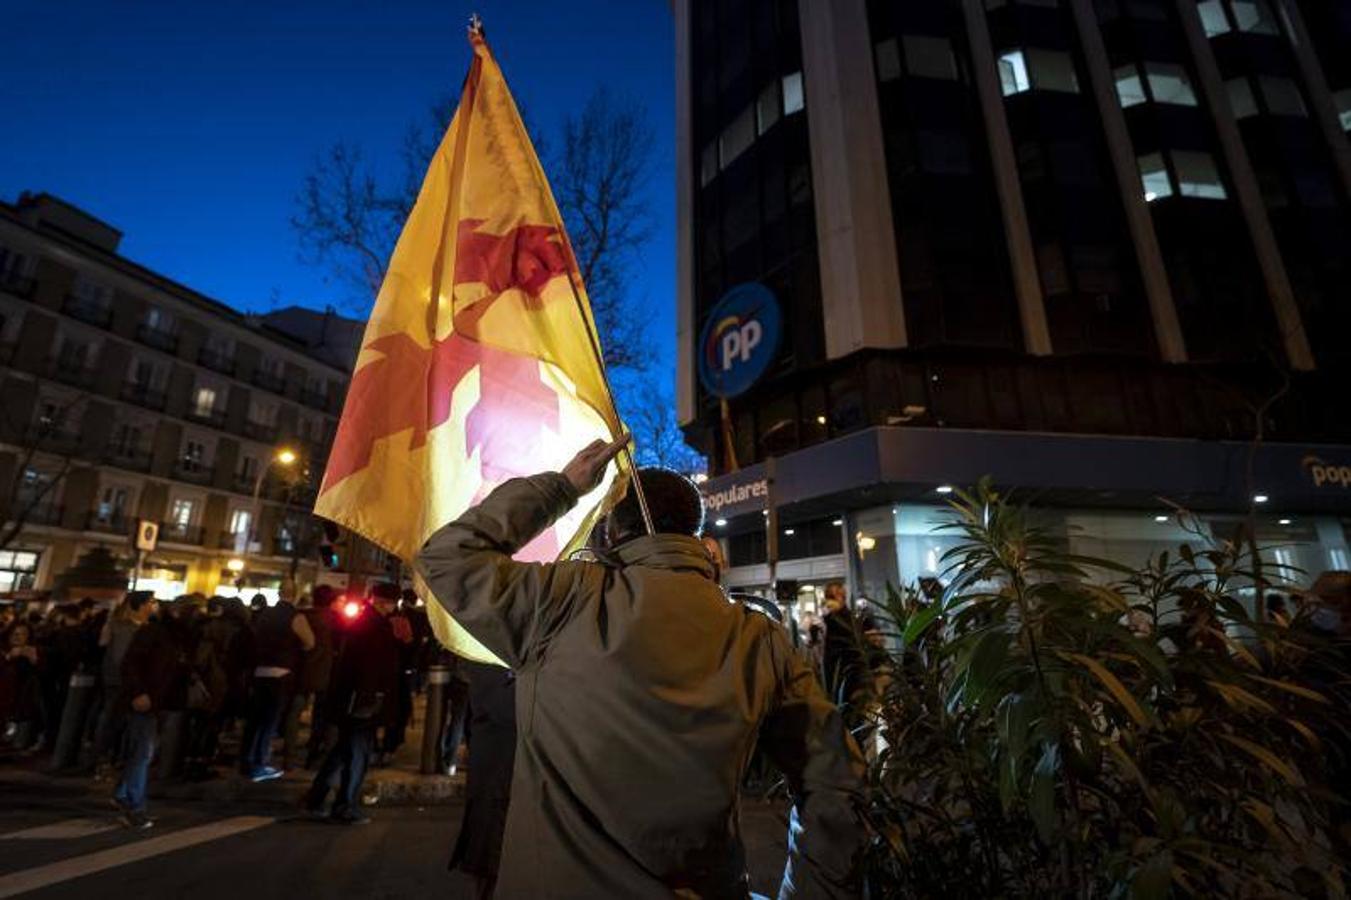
299;607;338;694
415;474;866;900
326;608;400;728
253;602;304;673
120;619;189;712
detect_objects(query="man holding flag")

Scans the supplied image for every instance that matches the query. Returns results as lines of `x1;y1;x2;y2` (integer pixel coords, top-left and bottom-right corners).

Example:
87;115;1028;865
316;22;864;899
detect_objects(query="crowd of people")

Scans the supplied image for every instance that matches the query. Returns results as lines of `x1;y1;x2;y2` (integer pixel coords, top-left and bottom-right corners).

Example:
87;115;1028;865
0;581;466;830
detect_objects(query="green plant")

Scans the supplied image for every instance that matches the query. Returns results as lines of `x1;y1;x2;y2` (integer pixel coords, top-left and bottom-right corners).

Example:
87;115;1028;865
859;479;1348;898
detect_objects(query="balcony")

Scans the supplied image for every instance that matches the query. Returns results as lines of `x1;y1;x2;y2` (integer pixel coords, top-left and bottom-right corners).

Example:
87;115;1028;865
9;501;63;527
232;470;260;494
0;271;35;300
103;444;153;473
120;380;167;411
86;511;132;535
159;522;205;545
197;346;237;376
299;387;329;410
47;356;97;389
250;368;286;394
62;294;113;328
185;406;227;429
136;323;179;354
242;418;278;442
172;461;216;485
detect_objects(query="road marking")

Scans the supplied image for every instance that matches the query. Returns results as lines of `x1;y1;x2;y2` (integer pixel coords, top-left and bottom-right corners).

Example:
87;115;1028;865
0;819;120;840
0;816;275;898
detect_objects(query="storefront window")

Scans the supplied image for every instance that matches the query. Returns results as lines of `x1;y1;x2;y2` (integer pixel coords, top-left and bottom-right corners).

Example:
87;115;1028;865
0;550;40;593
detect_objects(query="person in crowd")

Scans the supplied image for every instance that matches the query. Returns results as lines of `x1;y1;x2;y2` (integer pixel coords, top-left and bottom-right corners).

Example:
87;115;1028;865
415;438;865;898
112;592;189;829
239;584;314;781
36;603;88;749
376;594;417;766
821;581;866;714
449;660;518;899
438;650;472;776
212;596;256;764
181;600;228;780
1265;592;1291;626
292;585;339;770
1;622;43;751
303;582;401;825
92;592;153;777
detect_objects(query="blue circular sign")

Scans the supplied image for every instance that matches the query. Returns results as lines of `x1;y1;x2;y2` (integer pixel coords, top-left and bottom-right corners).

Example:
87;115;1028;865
697;283;782;399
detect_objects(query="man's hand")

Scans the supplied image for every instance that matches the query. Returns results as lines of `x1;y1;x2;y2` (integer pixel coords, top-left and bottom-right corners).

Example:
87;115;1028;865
562;434;632;496
131;694;151;713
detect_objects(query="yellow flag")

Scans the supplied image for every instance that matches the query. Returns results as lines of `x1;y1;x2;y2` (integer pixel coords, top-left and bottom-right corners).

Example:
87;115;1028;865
315;29;625;663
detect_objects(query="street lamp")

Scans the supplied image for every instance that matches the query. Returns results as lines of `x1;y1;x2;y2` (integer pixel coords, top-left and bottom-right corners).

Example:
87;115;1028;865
246;447;299;554
226;558;245;573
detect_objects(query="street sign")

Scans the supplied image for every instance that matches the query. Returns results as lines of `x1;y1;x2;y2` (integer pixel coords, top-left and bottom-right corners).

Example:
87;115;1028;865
697;282;782;398
135;520;159;552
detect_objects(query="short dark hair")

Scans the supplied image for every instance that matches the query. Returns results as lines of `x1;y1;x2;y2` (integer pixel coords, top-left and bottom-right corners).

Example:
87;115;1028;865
609;468;704;542
125;591;154;613
312;584;337;609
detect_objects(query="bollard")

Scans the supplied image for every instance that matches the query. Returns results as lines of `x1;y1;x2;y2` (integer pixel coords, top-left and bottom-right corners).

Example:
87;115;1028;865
50;672;98;771
420;665;450;775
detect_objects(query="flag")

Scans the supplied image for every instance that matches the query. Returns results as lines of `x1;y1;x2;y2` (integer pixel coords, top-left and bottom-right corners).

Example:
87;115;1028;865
315;28;626;664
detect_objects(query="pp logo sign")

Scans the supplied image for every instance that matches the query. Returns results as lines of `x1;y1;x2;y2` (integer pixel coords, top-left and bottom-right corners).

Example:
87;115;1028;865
1303;455;1351;489
697;283;782;399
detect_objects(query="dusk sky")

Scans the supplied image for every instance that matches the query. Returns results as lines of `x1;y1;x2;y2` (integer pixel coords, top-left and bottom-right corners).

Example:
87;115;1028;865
1;0;677;374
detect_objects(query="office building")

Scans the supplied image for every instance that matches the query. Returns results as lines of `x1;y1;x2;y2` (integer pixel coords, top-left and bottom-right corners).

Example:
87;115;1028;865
673;0;1351;602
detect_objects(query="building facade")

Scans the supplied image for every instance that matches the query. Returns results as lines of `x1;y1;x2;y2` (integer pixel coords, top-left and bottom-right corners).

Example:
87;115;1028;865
0;193;379;601
674;0;1351;605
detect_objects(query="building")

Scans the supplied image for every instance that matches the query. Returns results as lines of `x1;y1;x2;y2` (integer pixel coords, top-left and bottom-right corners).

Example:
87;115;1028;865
0;192;377;601
673;0;1351;606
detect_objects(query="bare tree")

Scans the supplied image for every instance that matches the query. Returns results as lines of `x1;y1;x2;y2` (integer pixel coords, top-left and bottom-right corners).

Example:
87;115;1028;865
292;87;654;371
618;375;705;475
0;393;88;551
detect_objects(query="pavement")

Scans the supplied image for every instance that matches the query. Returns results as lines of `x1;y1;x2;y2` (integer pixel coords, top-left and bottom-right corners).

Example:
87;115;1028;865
0;731;793;898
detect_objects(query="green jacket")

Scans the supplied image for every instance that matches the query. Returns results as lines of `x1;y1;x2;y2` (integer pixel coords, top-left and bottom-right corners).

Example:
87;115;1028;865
415;473;865;899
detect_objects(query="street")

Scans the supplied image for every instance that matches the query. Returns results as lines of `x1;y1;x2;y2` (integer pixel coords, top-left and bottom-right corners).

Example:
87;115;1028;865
0;766;792;899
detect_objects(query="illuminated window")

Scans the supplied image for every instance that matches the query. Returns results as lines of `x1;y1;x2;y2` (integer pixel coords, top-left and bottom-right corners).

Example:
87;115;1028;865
1138;152;1173;201
782;71;805;115
904;36;958;80
1114;64;1147;106
999;50;1031;95
169;498;197;527
1174;151;1227;198
1230;0;1278;34
193;386;217;417
229;509;252;537
1145;62;1197;105
1197;0;1231;35
719;105;755;168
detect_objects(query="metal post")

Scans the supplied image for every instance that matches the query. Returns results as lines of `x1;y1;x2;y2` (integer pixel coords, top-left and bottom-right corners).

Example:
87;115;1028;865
420;665;450;775
49;672;97;771
765;457;778;604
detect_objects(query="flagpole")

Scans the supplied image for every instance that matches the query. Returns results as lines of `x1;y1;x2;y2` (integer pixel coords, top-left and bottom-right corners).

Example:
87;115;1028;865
556;265;657;537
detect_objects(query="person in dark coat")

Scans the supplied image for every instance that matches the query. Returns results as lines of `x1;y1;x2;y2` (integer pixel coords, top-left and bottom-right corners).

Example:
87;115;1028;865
1;623;43;750
449;660;517;899
821;581;866;712
239;587;314;781
297;585;340;769
303;583;401;825
112;594;188;829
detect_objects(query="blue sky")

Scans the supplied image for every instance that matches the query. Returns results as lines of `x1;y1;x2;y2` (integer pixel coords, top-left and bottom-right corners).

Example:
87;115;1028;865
0;0;677;373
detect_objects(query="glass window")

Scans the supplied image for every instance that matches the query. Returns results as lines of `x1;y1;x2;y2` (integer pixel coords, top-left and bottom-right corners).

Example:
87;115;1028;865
1138;152;1173;201
1145;62;1197;105
183;439;207;468
1227;77;1259;118
875;38;902;82
756;81;781;135
1335;88;1351;131
782;71;805;115
905;35;958;80
1197;0;1231;35
700;141;718;187
144;306;175;332
1258;76;1306;116
1230;0;1279;34
999;50;1031;95
719;105;756;168
228;509;252;536
193;386;217;416
169;498;197;526
1174;151;1227;198
1028;49;1080;93
1114;64;1147;106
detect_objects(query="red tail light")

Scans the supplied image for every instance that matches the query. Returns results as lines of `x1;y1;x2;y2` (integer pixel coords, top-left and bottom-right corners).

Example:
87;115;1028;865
342;599;362;620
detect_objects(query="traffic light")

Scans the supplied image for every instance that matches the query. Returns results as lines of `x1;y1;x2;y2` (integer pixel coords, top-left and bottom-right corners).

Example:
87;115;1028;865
319;520;341;570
